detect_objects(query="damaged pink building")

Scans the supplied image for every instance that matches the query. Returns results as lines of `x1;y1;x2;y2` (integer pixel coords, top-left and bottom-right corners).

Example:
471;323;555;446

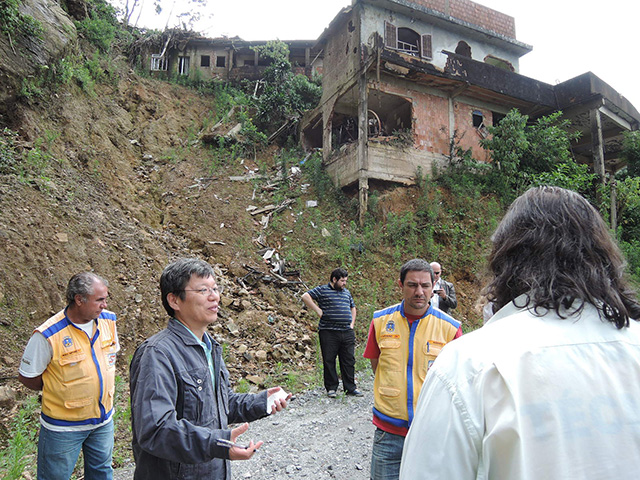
300;0;640;222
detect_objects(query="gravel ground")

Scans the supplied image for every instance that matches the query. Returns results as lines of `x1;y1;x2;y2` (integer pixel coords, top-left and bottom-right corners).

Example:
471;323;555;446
114;373;375;479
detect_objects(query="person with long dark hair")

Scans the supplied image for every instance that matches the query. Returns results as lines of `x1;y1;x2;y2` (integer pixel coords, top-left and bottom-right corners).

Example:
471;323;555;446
400;186;640;479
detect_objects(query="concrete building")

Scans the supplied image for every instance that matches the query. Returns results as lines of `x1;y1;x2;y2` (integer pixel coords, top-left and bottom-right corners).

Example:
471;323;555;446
147;32;323;82
300;0;640;223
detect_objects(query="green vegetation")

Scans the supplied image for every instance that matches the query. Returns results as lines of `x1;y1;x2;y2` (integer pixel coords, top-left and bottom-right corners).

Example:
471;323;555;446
251;41;322;133
264;361;318;392
613;131;640;283
0;0;43;40
0;396;39;480
20;46;115;101
76;0;132;52
0;127;61;184
17;0;123;102
477;110;590;202
112;375;132;467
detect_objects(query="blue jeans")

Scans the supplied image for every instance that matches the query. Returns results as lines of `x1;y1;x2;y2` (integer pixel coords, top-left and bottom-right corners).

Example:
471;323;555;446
370;428;405;480
37;420;114;480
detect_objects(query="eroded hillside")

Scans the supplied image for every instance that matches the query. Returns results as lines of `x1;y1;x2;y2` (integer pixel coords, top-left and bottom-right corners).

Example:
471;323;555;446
0;2;490;470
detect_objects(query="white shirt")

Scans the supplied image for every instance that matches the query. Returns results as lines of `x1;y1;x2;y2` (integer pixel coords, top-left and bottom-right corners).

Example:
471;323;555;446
400;297;640;480
431;280;442;309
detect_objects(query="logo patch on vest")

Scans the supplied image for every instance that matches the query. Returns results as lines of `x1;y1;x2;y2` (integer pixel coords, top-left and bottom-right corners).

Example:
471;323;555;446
106;352;117;367
385;320;396;332
62;336;73;348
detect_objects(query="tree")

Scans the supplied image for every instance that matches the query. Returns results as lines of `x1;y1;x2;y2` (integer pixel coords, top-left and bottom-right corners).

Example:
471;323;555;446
480;109;588;201
251;41;321;134
108;0;208;29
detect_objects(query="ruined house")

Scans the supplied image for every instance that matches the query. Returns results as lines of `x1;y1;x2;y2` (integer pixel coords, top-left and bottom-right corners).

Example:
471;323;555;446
300;0;640;223
144;31;323;82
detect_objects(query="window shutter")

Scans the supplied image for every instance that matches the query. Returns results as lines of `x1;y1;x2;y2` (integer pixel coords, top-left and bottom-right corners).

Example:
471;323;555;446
421;34;432;59
385;21;397;49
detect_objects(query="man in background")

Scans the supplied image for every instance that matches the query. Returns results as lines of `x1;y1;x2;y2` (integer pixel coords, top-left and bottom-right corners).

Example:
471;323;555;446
302;268;361;398
429;261;457;314
19;272;118;480
401;186;640;479
364;259;462;480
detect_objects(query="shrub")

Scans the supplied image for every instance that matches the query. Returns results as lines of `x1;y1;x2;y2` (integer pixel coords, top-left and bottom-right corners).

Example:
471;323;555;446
252;41;322;133
75;0;119;52
0;0;43;39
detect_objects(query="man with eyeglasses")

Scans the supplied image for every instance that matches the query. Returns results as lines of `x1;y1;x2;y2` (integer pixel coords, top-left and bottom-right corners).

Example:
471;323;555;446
363;259;462;480
429;262;457;314
18;272;118;480
130;258;290;480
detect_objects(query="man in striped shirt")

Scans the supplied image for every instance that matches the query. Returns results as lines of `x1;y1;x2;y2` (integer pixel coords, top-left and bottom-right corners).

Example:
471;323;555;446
302;268;362;398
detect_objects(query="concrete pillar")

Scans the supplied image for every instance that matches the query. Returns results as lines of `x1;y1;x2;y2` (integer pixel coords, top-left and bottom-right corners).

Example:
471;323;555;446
357;72;369;226
590;108;606;207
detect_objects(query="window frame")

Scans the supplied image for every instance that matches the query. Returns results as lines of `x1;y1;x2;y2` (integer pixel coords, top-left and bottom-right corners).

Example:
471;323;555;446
151;54;168;71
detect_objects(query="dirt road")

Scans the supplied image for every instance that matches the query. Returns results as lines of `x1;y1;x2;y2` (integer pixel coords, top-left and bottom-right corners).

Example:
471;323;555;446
114;373;375;479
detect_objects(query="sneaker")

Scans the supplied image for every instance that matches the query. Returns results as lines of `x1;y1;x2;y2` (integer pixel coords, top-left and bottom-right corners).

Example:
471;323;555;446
327;390;337;398
346;389;364;397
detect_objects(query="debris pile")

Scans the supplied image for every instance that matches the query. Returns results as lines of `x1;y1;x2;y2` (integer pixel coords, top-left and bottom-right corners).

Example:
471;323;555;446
213;260;316;390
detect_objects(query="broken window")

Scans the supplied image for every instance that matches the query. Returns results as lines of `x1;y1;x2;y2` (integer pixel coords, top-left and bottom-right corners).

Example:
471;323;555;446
473;110;489;138
397;28;420;56
368;90;412;139
472;111;484;128
331;114;358;149
385;22;431;59
151;54;168;71
455;41;472;58
216;56;226;67
200;55;210;67
178;56;190;75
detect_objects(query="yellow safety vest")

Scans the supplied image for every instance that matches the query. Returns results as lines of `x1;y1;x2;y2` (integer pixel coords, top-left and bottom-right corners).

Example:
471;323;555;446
372;302;460;428
37;309;117;426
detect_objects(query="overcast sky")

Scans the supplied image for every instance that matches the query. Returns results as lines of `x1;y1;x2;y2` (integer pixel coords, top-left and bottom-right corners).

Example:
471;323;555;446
133;0;640;112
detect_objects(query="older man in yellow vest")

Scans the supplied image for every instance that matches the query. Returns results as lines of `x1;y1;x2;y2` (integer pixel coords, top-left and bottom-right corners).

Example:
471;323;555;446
19;272;118;480
363;259;462;480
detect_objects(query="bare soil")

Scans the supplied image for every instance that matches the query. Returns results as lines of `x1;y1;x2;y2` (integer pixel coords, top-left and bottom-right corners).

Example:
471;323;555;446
0;55;484;475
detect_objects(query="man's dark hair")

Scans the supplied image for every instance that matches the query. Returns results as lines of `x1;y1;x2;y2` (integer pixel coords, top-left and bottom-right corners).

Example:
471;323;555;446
66;272;108;306
399;259;433;284
484;186;640;329
330;268;348;283
160;258;215;317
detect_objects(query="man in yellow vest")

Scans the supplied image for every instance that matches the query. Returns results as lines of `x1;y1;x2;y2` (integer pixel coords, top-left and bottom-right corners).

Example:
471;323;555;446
18;272;118;480
363;259;461;480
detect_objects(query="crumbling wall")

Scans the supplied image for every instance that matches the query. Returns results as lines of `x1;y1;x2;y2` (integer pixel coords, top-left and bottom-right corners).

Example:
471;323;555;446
453;101;492;162
321;11;361;102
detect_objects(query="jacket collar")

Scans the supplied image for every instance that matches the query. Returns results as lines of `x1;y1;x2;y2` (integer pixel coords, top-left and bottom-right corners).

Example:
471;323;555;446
167;317;215;347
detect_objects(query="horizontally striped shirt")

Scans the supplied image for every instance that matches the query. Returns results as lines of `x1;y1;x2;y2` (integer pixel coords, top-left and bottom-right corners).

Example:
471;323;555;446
306;283;355;330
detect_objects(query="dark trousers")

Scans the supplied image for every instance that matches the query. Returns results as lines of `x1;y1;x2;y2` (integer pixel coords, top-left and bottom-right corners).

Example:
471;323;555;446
319;328;357;393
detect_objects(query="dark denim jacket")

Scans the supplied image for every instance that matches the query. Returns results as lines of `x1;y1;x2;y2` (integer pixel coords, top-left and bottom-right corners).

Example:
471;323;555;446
130;318;268;480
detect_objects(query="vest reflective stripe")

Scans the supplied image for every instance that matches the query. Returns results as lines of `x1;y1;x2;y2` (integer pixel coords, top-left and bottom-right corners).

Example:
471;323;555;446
37;309;117;426
372;302;459;428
